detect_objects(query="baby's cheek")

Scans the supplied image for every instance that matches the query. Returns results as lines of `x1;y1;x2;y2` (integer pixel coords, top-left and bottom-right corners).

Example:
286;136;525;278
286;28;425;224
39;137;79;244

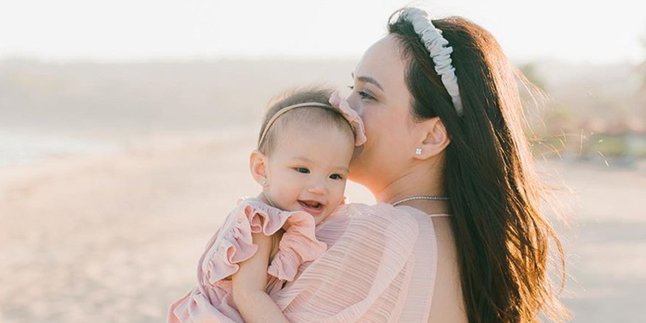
331;191;346;207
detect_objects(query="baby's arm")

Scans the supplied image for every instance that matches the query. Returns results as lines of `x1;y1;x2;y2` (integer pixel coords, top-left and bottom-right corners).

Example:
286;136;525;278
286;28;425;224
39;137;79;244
231;232;289;323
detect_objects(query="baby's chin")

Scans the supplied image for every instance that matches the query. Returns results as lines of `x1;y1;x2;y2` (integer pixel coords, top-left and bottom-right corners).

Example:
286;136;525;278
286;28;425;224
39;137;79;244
313;212;328;225
313;204;344;224
280;200;342;225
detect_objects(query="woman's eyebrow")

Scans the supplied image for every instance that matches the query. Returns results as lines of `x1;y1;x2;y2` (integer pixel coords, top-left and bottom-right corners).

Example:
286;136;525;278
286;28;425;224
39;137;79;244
351;72;384;91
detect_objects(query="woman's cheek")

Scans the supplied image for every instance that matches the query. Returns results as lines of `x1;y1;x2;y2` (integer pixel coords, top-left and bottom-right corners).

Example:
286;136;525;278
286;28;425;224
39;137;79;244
361;113;376;139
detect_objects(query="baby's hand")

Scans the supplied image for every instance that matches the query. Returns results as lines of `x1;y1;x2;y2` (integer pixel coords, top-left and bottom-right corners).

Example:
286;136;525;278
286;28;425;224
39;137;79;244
231;232;289;323
231;232;273;299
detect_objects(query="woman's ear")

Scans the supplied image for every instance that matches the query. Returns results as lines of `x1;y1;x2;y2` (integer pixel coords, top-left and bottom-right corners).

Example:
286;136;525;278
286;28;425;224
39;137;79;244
413;117;450;160
249;150;269;186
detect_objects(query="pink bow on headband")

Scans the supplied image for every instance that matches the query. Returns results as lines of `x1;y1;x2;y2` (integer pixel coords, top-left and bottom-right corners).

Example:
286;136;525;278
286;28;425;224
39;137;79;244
329;91;367;146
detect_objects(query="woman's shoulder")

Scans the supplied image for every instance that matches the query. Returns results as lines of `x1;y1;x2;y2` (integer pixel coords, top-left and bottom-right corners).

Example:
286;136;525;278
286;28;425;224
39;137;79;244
274;203;426;317
334;202;420;225
321;202;420;243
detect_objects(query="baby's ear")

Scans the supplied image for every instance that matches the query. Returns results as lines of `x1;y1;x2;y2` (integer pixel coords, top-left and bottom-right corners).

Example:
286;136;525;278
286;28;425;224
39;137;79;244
249;150;268;186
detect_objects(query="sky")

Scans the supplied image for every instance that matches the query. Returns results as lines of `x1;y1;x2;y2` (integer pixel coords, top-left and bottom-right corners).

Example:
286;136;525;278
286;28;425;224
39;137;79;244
0;0;644;64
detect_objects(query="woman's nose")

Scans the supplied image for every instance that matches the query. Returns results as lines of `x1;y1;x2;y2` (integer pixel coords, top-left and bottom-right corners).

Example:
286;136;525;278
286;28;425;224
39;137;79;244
347;95;363;115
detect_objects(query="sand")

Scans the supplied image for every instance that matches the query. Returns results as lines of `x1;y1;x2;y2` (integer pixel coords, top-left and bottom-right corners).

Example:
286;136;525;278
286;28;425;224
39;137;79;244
0;129;644;322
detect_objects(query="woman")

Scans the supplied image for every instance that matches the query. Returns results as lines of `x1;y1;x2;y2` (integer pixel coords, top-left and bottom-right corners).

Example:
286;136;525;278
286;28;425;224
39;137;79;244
177;6;567;322
272;7;566;322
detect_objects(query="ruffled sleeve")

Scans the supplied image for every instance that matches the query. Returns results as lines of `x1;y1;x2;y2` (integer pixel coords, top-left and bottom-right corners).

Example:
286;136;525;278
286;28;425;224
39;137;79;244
267;205;328;281
168;199;328;323
202;199;327;284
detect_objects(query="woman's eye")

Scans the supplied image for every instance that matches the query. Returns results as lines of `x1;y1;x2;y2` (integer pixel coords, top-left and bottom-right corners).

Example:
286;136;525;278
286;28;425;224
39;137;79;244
294;167;310;174
358;91;374;101
330;174;344;180
349;84;375;102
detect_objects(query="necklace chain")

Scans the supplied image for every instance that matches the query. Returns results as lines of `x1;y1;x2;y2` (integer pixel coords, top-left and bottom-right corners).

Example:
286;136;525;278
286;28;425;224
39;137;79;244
391;195;450;206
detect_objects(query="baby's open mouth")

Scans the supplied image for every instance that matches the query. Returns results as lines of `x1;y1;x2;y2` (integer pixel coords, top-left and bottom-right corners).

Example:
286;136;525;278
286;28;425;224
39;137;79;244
298;200;323;211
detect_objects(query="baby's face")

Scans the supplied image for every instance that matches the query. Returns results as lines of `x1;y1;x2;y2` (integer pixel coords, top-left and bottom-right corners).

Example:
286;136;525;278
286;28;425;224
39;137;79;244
264;123;354;224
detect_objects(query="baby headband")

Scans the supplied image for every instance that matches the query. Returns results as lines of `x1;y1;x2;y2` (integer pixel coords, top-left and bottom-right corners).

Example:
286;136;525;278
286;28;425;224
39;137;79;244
257;92;367;149
399;8;463;116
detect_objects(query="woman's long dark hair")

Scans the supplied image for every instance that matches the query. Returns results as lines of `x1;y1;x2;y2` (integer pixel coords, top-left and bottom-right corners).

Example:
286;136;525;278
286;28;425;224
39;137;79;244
388;10;566;323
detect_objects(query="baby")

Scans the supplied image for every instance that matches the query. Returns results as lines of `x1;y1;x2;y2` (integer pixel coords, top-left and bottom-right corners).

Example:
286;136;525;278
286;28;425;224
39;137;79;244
168;88;365;322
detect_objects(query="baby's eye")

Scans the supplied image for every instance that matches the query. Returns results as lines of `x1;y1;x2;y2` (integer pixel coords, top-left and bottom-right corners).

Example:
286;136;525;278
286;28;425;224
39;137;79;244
329;173;344;180
294;167;310;174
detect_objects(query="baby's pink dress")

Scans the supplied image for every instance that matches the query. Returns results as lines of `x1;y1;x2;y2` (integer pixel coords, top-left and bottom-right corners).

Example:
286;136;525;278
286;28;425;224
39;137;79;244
168;199;327;323
169;200;445;322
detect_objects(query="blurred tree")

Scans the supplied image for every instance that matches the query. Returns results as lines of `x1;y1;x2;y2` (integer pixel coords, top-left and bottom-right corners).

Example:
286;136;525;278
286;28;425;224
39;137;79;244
516;62;570;143
519;62;546;91
640;32;646;117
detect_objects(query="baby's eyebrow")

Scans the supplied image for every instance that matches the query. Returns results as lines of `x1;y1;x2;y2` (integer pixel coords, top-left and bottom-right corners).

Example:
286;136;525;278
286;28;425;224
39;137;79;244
291;156;314;163
291;157;349;173
333;166;350;173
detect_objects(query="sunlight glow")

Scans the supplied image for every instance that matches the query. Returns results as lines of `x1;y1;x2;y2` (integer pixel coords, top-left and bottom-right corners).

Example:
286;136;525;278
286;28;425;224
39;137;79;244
0;0;643;63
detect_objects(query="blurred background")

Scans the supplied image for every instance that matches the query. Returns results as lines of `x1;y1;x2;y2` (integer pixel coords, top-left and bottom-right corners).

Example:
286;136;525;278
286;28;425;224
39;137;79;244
0;0;644;322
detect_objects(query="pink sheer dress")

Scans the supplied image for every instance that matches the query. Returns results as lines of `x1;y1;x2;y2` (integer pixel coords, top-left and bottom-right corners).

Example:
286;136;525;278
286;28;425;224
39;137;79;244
168;199;446;322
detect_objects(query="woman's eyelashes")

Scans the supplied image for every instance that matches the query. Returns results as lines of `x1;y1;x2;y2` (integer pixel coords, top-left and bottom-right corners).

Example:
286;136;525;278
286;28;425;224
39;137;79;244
358;90;375;101
348;85;375;101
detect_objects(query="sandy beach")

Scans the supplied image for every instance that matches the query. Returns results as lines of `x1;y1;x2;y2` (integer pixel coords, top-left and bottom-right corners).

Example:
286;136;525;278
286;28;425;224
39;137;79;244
0;128;645;322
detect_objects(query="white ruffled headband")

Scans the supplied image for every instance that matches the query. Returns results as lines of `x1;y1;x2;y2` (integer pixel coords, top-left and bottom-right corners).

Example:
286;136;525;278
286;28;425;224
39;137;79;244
257;91;367;148
398;8;464;116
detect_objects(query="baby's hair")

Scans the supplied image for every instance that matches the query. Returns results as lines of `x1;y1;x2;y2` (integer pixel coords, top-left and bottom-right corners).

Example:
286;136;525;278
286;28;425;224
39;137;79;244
258;87;354;155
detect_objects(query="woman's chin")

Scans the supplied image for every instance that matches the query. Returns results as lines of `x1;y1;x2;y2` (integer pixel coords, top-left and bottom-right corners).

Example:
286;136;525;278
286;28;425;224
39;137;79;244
349;151;366;172
347;166;369;186
353;144;364;156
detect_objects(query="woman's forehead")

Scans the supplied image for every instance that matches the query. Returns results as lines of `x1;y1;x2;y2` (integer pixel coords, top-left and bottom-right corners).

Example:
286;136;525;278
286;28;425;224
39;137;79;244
355;36;406;87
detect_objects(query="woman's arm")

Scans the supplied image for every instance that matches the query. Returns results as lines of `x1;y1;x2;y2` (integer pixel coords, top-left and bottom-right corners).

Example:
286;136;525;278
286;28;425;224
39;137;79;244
231;232;289;323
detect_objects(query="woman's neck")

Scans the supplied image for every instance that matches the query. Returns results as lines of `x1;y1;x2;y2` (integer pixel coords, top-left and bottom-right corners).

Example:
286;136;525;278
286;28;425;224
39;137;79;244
372;162;448;214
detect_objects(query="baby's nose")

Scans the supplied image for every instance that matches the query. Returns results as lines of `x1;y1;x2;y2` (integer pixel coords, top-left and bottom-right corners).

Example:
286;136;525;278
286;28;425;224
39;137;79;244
307;186;325;195
307;180;327;195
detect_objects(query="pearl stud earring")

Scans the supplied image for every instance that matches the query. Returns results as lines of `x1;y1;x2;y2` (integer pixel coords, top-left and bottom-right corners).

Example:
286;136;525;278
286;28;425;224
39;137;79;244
415;148;422;155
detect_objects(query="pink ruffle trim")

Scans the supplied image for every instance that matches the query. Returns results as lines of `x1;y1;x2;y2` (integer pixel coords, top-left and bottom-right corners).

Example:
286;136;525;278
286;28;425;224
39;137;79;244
203;199;328;284
168;199;328;322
